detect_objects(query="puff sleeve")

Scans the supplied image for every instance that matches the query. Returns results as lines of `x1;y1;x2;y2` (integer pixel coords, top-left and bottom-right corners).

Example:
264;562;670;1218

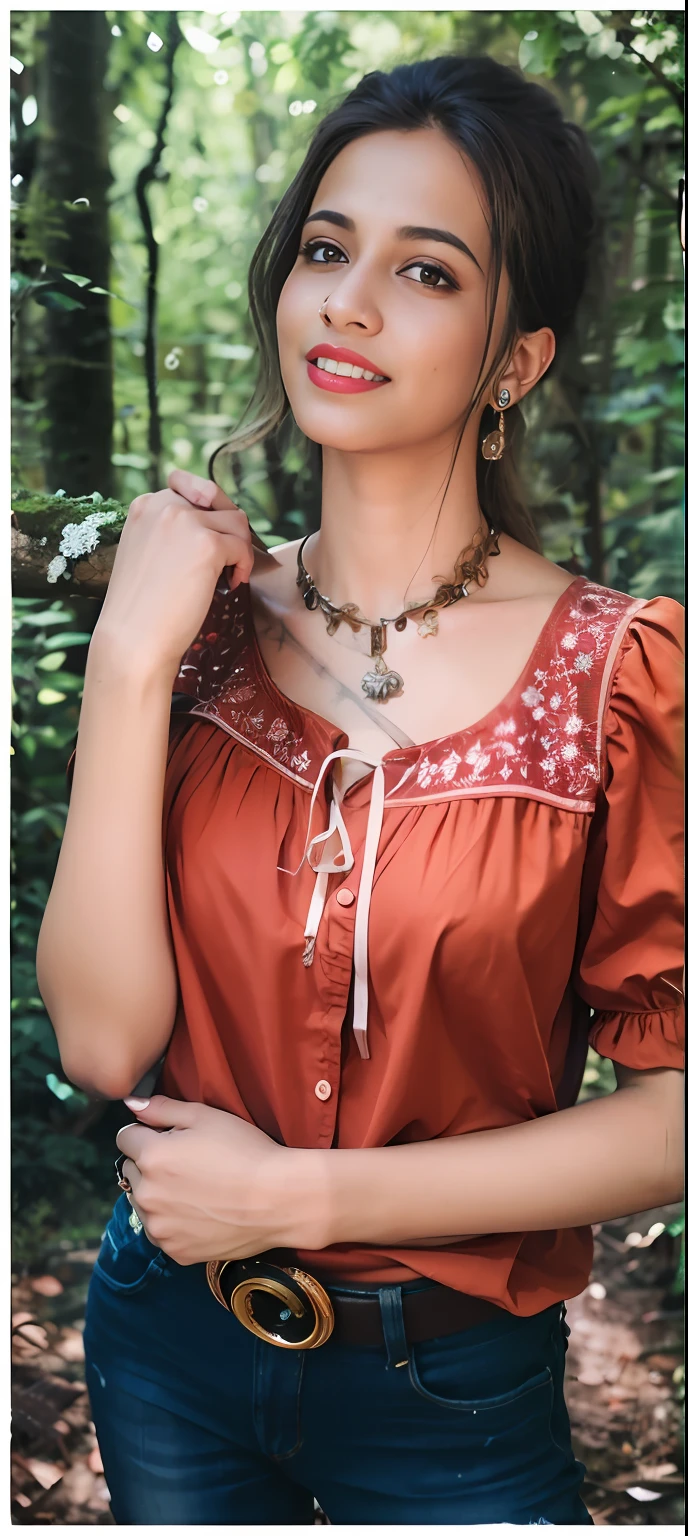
574;596;684;1070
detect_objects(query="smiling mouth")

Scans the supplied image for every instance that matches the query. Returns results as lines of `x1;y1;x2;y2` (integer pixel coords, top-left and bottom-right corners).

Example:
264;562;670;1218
311;356;388;382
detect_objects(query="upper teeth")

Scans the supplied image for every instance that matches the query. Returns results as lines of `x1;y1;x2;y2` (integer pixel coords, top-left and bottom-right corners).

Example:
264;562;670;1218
314;357;386;382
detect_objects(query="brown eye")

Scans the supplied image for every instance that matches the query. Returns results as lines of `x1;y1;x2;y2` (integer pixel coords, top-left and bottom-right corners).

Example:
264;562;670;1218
401;261;457;291
300;239;346;265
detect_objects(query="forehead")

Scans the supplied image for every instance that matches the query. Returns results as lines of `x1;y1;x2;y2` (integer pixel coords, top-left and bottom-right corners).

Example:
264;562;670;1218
311;127;490;256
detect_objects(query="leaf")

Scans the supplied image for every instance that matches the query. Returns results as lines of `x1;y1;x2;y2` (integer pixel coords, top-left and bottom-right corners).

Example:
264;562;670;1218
91;286;137;306
13;611;68;627
60;272;92;287
19;735;37;760
274;60;299;94
45;1073;77;1101
36;651;67;671
42;633;92;649
518;29;561;76
32;291;87;313
22;1458;63;1490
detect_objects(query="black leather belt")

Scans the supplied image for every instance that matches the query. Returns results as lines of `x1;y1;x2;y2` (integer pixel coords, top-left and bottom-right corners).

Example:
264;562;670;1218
207;1251;506;1350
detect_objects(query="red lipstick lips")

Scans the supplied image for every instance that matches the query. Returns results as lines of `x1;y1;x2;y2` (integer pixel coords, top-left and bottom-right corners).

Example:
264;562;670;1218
305;343;390;395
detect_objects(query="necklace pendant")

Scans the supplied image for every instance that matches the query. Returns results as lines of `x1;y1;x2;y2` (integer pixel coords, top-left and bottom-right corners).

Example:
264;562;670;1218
416;607;439;638
361;662;404;702
370;623;387;658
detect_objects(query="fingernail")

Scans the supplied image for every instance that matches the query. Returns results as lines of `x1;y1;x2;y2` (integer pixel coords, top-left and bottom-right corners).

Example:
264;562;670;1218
123;1097;150;1110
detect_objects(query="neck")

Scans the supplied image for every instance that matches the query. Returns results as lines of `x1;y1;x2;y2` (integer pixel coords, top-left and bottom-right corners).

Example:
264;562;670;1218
306;429;487;620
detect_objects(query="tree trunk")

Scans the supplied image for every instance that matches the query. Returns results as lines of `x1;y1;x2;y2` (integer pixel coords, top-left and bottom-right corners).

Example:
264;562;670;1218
35;12;114;496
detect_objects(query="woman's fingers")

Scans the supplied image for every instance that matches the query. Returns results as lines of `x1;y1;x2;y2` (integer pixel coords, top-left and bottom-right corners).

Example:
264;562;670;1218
167;467;237;510
121;1158;142;1195
165;470;256;585
116;1121;159;1164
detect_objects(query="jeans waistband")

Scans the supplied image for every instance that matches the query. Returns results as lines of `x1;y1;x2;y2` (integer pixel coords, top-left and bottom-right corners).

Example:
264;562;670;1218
324;1276;438;1298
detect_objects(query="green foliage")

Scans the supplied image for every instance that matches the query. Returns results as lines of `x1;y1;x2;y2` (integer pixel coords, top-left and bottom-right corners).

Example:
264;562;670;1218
10;9;684;1270
577;1049;618;1101
666;1211;685;1297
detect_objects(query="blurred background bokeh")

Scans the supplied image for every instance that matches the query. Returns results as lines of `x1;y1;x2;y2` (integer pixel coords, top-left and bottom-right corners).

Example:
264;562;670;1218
10;9;684;1523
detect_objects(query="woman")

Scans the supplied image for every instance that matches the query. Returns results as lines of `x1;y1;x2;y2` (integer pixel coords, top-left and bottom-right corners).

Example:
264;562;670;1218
36;54;684;1525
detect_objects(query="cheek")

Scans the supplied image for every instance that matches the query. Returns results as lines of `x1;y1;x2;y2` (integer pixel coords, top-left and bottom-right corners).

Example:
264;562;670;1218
392;314;480;421
277;284;325;421
275;281;302;375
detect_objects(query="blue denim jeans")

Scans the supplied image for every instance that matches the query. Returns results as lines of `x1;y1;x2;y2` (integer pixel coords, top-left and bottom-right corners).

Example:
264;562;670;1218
83;1194;593;1525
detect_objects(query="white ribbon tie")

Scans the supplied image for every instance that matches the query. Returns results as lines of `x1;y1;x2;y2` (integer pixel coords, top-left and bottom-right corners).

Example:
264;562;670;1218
278;749;386;1060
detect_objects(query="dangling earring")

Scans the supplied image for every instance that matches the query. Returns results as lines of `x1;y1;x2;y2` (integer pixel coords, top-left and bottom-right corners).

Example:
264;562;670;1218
481;387;511;462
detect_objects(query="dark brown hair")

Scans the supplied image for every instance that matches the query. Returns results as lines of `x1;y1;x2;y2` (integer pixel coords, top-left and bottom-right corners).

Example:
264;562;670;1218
211;53;600;551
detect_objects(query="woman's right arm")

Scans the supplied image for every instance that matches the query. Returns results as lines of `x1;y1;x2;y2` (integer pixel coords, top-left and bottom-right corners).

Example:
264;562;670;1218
36;644;182;1099
35;472;256;1100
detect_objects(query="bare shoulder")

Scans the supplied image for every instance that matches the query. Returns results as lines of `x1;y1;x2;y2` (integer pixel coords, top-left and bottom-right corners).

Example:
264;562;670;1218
462;534;579;608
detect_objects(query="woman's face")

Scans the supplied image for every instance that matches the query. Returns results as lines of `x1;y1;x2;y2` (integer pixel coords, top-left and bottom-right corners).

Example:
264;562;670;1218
276;126;510;456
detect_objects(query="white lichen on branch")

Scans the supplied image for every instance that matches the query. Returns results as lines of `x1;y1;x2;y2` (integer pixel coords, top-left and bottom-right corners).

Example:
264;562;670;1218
11;488;129;596
58;507;120;563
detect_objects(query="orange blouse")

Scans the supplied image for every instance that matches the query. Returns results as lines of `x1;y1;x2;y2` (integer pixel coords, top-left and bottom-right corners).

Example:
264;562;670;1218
77;573;686;1315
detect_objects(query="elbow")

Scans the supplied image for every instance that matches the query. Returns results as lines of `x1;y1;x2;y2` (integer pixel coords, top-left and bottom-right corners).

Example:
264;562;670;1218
58;1047;150;1103
55;1023;170;1101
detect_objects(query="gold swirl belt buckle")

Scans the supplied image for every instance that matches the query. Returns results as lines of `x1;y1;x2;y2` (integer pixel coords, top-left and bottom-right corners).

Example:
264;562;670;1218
206;1256;334;1349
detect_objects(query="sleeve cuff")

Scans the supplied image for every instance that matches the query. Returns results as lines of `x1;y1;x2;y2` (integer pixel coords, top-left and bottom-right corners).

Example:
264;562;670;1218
589;1003;685;1070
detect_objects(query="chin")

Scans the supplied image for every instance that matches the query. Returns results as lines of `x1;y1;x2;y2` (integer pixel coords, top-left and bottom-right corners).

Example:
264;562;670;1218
287;400;405;456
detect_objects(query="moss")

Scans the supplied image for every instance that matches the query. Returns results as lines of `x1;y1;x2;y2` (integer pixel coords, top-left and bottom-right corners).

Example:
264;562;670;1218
11;488;128;546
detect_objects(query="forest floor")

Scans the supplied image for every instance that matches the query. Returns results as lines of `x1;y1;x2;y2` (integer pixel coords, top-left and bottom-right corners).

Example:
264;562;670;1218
10;1203;684;1526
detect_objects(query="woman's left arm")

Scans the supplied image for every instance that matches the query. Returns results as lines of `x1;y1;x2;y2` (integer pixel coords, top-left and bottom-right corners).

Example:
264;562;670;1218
312;1063;684;1248
116;1067;683;1264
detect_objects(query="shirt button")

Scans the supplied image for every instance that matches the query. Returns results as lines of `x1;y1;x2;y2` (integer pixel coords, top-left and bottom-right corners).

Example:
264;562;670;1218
314;1079;332;1101
336;888;355;906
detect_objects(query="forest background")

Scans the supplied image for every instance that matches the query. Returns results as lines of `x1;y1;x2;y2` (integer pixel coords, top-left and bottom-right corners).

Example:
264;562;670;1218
9;8;684;1293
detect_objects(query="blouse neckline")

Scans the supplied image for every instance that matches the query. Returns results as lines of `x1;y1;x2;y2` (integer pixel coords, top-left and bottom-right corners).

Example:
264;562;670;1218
242;569;586;768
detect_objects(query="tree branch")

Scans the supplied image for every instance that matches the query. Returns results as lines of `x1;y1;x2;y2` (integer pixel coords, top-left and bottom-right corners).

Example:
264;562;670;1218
12;524;114;598
614;24;684;110
134;13;183;489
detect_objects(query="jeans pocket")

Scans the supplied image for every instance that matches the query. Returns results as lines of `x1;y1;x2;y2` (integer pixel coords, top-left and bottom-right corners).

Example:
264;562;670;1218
408;1350;554;1412
93;1193;168;1295
407;1310;560;1414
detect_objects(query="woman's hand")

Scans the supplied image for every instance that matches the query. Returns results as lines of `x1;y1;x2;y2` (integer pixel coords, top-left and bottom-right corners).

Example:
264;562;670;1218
92;469;257;680
115;1095;325;1265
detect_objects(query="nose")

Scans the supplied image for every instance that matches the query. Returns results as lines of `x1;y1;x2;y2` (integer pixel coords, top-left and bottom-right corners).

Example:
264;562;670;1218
318;263;382;336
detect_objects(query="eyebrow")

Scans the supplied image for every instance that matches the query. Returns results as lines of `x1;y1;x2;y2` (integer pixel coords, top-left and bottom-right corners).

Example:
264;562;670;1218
301;209;483;274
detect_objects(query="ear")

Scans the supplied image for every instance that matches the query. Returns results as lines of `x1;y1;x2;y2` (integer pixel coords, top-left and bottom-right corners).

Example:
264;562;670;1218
500;327;556;406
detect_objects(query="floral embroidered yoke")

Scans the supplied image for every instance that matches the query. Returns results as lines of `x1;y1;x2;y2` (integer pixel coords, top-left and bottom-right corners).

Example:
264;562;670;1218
72;573;685;1311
